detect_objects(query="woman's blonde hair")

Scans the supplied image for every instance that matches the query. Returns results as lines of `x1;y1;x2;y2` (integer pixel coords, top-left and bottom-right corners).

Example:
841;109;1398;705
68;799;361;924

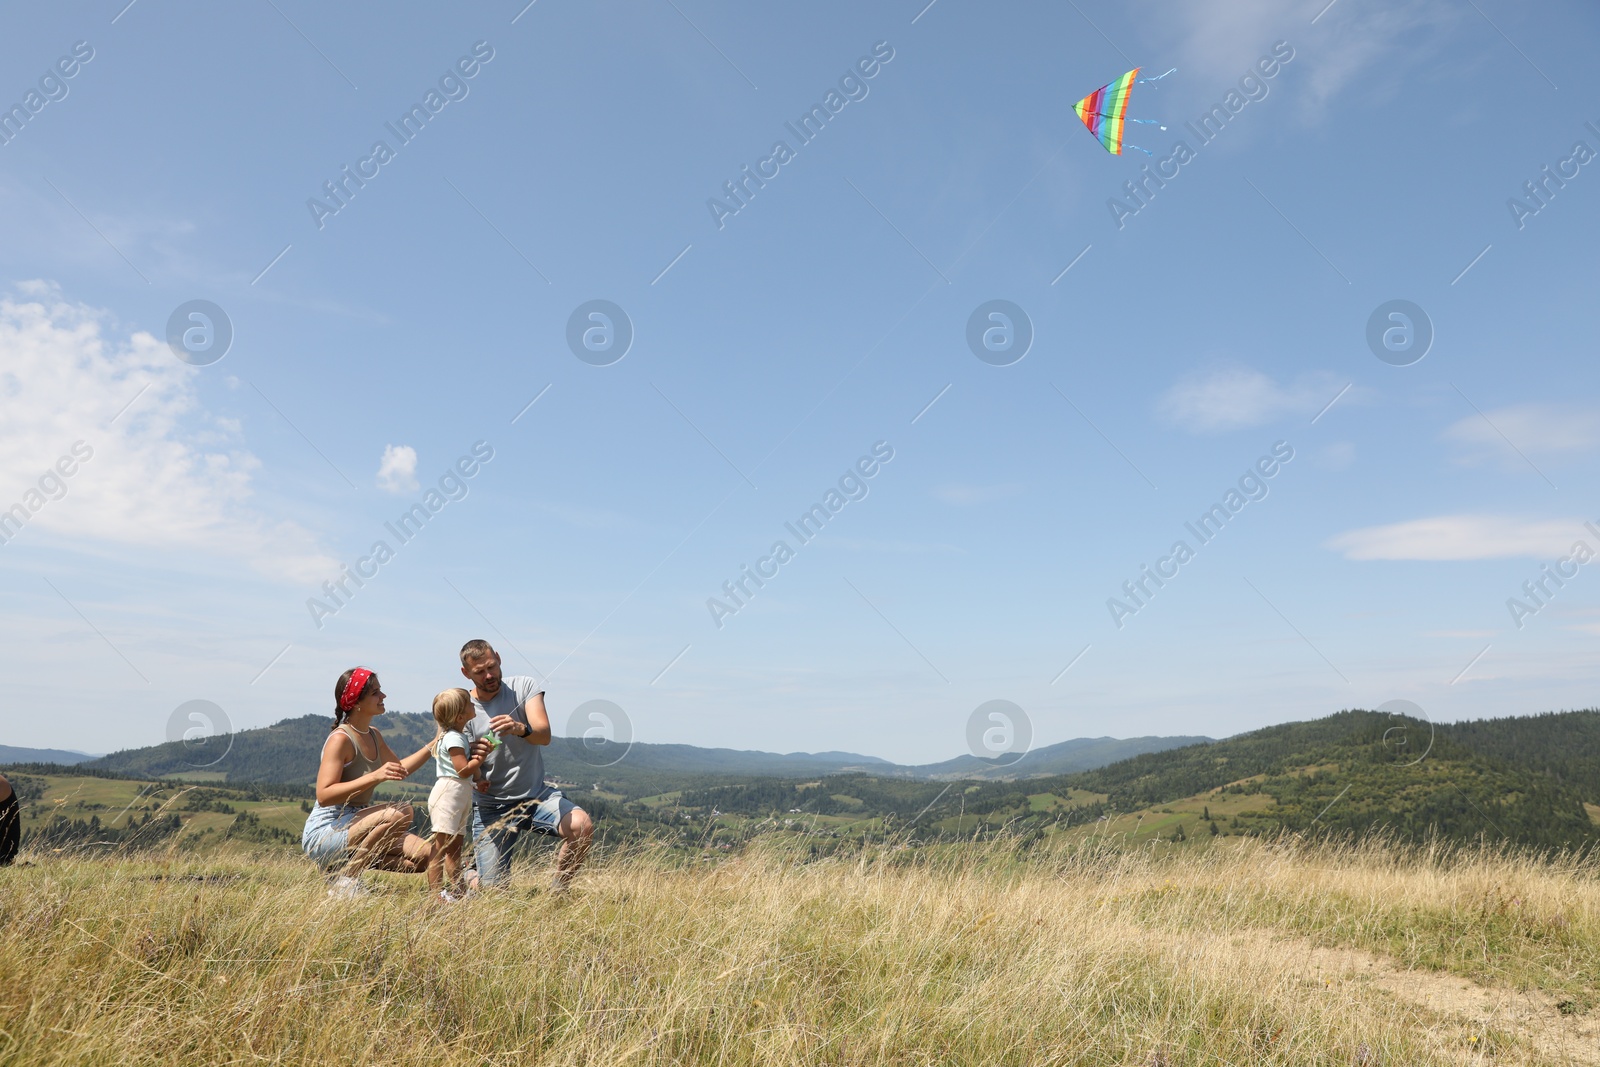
432;688;474;731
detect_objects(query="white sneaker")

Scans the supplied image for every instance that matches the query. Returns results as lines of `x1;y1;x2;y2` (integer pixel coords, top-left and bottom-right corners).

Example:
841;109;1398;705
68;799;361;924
438;889;459;904
327;875;368;899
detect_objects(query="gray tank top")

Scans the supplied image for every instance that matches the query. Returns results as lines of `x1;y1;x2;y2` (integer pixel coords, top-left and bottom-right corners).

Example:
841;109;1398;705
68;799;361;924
334;724;384;807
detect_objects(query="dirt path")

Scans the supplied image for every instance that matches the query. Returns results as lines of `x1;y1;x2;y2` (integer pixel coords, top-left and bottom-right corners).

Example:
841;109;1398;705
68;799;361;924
1236;930;1599;1065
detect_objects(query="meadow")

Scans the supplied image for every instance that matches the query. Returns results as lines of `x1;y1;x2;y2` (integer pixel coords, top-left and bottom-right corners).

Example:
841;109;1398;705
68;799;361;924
3;831;1596;1066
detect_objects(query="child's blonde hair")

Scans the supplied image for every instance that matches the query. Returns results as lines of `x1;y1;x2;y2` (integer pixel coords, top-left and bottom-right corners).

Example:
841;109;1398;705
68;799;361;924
432;688;473;732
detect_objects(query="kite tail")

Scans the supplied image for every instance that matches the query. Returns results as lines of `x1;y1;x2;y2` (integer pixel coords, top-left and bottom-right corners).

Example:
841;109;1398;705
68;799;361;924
1126;119;1167;129
1123;143;1154;156
1138;67;1176;85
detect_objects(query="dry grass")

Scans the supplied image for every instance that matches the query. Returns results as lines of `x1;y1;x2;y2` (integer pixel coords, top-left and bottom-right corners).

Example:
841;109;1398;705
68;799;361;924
2;834;1597;1065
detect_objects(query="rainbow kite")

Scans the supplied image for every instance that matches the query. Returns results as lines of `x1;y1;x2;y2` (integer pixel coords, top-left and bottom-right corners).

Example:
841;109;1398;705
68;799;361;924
1074;67;1172;156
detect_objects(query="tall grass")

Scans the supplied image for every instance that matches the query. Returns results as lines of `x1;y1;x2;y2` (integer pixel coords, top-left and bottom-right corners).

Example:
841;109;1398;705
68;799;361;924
2;832;1595;1065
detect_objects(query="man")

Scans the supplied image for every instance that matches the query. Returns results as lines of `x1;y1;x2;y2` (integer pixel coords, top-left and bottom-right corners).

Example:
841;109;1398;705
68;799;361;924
459;639;593;890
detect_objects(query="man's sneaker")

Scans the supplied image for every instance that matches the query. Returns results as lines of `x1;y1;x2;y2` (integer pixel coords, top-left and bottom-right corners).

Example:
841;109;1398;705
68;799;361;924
327;875;368;899
438;889;459;904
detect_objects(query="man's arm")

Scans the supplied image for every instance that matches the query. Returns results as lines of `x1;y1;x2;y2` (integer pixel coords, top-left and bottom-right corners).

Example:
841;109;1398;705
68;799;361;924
487;684;551;745
519;690;551;745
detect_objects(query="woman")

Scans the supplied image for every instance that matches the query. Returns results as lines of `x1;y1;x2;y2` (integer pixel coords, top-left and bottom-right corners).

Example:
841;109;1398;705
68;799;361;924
301;667;435;896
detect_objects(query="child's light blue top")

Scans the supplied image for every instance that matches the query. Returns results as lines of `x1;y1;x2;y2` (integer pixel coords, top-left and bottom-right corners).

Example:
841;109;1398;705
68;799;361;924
434;730;470;779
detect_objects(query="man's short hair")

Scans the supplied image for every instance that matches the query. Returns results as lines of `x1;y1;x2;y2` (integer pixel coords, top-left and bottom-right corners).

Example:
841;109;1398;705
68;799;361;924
460;639;496;666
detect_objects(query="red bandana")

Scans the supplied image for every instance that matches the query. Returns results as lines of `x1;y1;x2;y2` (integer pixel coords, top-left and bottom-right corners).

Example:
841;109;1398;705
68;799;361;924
338;667;374;711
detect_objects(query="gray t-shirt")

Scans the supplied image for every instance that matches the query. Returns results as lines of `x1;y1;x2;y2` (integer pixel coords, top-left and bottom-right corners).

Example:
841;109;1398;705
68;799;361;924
468;675;547;804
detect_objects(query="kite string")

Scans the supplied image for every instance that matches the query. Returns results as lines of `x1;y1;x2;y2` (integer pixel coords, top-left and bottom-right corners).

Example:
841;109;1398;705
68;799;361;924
1085;114;1166;128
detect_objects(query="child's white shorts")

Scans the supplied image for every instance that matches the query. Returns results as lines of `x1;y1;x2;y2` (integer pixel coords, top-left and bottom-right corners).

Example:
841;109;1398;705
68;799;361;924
428;776;473;838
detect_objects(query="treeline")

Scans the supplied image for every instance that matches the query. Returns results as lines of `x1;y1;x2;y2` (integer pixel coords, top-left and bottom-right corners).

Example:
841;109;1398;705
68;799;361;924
1444;710;1600;803
1225;760;1597;850
24;811;183;852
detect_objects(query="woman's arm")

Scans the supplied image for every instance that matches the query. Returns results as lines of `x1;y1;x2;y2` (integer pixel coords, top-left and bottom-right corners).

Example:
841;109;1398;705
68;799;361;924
377;729;434;778
315;733;402;806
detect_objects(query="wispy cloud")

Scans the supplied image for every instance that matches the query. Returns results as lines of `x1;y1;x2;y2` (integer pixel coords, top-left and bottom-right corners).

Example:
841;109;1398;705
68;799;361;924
1157;363;1343;433
1443;403;1600;464
1326;514;1588;562
0;284;334;582
1157;0;1460;119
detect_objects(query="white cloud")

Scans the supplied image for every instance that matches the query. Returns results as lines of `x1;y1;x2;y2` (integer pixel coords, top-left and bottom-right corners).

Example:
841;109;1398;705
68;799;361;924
0;284;334;582
932;483;1024;506
1157;364;1341;432
1443;403;1600;462
1326;515;1591;562
376;444;419;494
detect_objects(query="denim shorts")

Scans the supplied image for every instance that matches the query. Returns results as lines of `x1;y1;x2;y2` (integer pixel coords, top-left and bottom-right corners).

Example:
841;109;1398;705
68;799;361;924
470;786;576;887
301;803;363;867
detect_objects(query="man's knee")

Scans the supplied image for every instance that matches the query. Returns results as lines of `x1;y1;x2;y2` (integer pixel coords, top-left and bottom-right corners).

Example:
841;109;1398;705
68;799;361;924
561;807;593;841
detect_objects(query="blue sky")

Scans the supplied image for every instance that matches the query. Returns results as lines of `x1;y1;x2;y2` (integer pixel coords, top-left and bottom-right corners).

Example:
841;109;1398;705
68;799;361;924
2;0;1598;763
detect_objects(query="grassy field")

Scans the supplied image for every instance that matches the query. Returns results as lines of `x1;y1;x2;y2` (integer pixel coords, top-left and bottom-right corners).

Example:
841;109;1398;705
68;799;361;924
3;832;1597;1066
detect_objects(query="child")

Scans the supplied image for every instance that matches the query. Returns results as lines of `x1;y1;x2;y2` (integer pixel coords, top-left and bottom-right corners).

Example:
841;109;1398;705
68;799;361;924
426;688;486;903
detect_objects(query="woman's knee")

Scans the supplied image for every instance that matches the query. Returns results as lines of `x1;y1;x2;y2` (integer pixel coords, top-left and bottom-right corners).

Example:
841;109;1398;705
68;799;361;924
351;807;408;844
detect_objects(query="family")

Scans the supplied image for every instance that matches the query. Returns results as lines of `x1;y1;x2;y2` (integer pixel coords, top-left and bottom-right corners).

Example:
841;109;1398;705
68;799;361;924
299;639;593;901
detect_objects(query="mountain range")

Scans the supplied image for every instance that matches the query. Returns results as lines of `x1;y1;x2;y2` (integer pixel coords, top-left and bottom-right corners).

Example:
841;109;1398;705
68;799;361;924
10;708;1600;851
0;745;99;766
51;712;1209;788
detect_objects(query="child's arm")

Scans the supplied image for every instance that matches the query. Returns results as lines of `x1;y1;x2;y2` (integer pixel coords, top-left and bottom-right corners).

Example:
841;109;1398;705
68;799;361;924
449;746;485;779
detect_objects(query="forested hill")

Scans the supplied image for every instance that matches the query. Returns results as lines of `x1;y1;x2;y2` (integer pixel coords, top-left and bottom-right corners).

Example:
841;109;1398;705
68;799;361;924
1052;709;1599;849
1067;710;1457;804
87;713;440;785
1442;710;1600;802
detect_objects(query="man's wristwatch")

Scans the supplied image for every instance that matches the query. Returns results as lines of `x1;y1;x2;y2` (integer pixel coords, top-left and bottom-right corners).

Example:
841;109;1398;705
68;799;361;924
517;722;530;739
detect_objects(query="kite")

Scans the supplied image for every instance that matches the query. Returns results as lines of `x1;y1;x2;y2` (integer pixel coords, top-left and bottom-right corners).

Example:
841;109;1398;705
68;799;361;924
1073;67;1173;156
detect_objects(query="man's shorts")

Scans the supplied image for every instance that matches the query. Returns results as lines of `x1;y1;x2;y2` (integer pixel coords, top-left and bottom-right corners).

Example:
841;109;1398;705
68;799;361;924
475;785;573;838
